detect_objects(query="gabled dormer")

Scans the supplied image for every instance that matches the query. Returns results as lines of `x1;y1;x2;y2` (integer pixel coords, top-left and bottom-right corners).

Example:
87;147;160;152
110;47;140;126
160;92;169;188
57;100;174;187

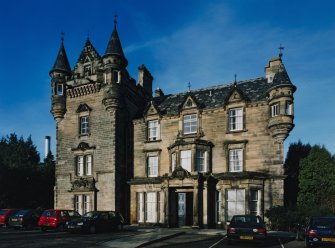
178;93;203;138
225;83;247;133
179;93;200;112
143;101;161;142
225;83;248;105
144;101;160;117
73;38;101;79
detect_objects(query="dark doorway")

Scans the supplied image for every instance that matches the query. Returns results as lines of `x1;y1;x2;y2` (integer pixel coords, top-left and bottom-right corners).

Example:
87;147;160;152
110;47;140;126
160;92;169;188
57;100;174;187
169;189;193;227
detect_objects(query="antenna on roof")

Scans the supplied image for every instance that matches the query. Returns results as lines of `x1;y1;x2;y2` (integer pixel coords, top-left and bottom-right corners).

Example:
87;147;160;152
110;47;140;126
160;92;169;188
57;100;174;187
188;82;191;91
279;44;284;59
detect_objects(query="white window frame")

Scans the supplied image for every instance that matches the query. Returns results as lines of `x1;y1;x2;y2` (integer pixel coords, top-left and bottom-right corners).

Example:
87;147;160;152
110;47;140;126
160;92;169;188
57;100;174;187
285;102;293;115
249;190;259;216
180;150;192;171
196;150;207;172
80;116;89;135
271;103;280;117
77;156;84;176
75;194;91;215
183;114;198;134
216;191;222;224
137;192;144;222
229;149;243;172
229;108;243;131
226;189;245;222
146;192;157;223
56;84;63;96
77;155;92;176
148;156;158;177
148;120;159;141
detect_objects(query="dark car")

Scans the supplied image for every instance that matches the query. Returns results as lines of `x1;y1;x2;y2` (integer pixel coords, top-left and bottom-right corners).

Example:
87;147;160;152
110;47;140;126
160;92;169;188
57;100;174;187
66;211;124;234
0;209;18;227
7;209;41;229
227;215;267;244
38;209;81;231
305;216;335;247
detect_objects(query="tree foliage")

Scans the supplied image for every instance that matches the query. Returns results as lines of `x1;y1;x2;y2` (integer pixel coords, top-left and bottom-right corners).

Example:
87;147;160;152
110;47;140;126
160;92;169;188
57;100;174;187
284;141;311;207
297;145;335;213
0;133;55;209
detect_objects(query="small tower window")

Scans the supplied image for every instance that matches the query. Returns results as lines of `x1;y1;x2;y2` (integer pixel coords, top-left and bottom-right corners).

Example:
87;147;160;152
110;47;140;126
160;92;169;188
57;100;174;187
112;70;119;83
56;84;63;96
271;103;280;117
84;64;92;76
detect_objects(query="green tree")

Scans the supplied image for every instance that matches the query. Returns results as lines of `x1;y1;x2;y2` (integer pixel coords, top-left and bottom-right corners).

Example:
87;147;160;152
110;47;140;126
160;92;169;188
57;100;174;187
297;145;335;213
0;133;54;209
284;141;311;208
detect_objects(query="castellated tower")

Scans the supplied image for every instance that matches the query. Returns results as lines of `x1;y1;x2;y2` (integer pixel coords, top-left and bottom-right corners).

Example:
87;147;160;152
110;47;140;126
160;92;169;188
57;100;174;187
50;21;152;222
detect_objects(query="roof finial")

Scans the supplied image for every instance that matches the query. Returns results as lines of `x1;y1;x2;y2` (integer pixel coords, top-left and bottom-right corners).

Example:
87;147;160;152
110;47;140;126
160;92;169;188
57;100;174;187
188;82;191;91
114;13;118;27
234;73;237;83
61;32;65;43
279;44;284;59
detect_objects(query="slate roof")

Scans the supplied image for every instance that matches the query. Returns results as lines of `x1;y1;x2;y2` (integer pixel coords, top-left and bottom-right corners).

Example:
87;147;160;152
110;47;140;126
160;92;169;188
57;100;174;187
50;40;72;75
104;24;127;60
152;73;294;116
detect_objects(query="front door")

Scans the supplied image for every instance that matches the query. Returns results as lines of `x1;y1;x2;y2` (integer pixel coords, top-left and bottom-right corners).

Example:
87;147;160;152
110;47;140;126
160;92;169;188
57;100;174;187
178;193;186;226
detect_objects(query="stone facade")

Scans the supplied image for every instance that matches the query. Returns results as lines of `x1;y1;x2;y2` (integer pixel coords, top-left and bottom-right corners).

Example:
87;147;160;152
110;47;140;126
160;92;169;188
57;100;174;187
50;24;296;227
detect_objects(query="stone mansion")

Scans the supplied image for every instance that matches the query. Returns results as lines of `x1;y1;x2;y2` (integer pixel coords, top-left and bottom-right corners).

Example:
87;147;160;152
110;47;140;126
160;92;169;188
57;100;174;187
50;22;296;228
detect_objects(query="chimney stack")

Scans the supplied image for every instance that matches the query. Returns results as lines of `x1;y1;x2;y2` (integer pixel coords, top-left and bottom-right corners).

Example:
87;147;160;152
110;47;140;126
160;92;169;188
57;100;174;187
45;136;51;158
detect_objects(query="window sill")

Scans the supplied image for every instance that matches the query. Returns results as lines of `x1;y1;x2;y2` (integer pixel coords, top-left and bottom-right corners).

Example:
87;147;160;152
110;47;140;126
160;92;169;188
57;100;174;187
226;129;247;134
144;139;162;143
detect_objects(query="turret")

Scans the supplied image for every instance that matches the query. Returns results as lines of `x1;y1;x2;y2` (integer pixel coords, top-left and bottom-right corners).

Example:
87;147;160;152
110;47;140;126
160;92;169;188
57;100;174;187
266;56;296;143
102;17;128;85
50;37;72;122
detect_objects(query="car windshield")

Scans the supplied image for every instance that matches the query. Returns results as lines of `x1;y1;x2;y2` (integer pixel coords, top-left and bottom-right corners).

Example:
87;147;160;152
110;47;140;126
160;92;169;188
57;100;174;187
42;211;56;217
232;216;262;224
15;210;31;215
83;212;99;218
0;210;9;215
311;218;335;229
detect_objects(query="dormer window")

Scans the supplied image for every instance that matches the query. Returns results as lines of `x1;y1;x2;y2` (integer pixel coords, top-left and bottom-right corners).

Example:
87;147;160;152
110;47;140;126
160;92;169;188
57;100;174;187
148;120;159;141
56;84;64;96
229;108;243;131
183;114;197;134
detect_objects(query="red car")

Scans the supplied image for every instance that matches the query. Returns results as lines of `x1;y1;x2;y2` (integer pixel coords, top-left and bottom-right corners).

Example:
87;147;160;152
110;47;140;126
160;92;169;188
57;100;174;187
38;209;81;231
0;209;18;227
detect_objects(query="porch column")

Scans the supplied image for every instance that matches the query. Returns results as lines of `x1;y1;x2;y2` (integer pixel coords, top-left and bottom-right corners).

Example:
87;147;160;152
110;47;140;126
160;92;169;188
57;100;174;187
163;185;169;226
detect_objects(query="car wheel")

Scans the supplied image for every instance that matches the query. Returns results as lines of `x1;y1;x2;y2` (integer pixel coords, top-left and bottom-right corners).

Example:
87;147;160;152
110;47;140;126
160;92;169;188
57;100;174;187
89;225;96;234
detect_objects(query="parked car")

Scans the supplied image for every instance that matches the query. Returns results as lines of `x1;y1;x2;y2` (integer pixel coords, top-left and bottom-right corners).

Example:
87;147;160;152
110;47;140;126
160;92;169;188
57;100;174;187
7;209;41;229
305;216;335;247
66;211;124;234
38;209;81;231
227;215;267;244
0;209;18;227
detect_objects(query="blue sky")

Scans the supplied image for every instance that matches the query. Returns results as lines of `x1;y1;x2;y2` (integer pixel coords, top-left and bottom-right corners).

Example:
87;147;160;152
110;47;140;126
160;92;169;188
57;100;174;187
1;0;335;159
